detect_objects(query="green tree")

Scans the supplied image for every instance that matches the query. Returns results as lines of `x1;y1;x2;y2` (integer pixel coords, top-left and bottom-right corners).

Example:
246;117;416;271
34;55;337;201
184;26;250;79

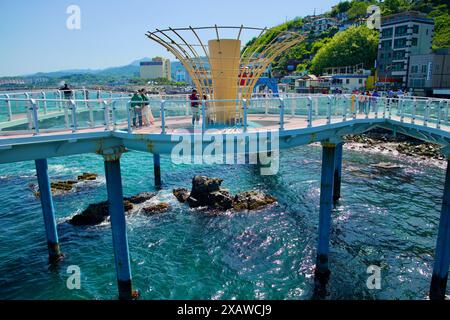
310;25;379;74
433;13;450;49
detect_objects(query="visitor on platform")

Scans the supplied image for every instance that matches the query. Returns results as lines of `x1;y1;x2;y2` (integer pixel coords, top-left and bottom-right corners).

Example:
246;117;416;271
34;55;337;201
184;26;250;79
131;91;143;128
60;83;73;100
140;89;154;126
189;89;200;125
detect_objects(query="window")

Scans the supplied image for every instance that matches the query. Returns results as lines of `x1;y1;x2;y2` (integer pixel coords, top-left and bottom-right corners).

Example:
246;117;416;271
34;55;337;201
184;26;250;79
411;38;418;46
346;79;350;84
381;40;392;49
380;53;384;59
395;25;408;36
421;65;427;73
393;50;406;60
413;25;419;34
394;38;407;48
411;65;418;73
359;79;363;84
392;62;405;71
382;28;393;38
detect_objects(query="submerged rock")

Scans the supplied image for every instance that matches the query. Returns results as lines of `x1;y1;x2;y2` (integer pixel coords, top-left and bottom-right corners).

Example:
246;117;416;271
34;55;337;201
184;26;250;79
142;203;171;215
370;162;402;170
233;191;277;211
124;192;155;205
174;176;277;212
77;173;98;181
173;188;190;203
32;172;99;198
69;199;133;226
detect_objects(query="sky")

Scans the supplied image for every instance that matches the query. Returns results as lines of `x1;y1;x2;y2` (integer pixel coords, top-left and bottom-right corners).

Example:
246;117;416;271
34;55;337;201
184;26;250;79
0;0;341;76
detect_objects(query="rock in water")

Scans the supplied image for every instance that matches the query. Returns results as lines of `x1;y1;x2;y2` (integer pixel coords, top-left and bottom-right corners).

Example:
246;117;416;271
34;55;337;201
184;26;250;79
173;188;190;203
233;191;277;211
370;162;402;170
173;176;277;212
124;192;155;205
142;203;171;215
69;199;134;226
77;173;98;181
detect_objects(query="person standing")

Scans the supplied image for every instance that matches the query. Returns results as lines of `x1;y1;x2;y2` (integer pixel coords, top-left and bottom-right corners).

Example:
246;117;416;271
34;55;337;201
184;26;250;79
131;91;143;127
141;89;154;127
60;83;73;100
189;89;200;126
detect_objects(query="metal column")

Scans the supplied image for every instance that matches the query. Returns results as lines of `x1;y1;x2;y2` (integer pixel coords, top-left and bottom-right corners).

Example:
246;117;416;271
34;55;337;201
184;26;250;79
315;142;337;282
333;143;343;204
153;154;162;188
430;158;450;300
104;156;135;300
35;159;62;262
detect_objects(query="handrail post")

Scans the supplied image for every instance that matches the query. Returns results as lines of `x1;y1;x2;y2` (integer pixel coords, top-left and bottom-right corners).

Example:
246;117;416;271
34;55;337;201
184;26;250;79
103;100;110;131
70;100;77;132
201;100;206;133
5;94;12;121
307;96;313;127
412;97;417;124
25;93;32;130
326;96;332;124
111;101;117;131
126;101;133;133
279;98;285;131
374;97;378;119
424;100;430;127
400;99;405;122
84;89;89;109
383;98;387;119
30;99;39;135
57;90;63;111
160;100;166;134
243;99;248;132
437;100;444;129
342;96;348;122
41;92;48;114
352;95;357;120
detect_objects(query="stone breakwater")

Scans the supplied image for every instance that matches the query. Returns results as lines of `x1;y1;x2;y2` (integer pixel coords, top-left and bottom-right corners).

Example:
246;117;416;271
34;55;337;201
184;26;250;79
344;129;445;161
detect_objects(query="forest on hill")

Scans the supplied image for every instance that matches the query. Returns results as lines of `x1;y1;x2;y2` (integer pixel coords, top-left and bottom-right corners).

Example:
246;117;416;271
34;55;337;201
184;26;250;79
244;0;450;76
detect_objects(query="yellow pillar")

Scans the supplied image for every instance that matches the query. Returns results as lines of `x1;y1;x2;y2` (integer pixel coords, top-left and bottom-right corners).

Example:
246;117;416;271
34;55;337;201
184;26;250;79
208;39;241;124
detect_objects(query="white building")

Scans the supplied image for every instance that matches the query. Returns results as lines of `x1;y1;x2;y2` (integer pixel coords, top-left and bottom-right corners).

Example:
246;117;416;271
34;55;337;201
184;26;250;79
140;57;171;80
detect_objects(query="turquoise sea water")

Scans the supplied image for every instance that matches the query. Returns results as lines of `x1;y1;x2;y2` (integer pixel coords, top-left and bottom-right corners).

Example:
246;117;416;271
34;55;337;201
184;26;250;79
0;145;447;300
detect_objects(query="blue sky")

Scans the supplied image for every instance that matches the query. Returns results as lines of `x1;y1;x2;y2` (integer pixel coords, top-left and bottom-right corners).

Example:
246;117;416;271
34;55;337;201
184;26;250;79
0;0;340;76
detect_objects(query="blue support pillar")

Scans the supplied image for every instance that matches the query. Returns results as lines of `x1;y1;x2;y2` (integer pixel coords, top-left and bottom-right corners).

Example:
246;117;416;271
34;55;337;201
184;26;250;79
104;156;135;300
35;159;62;263
153;154;162;189
430;159;450;300
315;143;336;284
333;143;343;204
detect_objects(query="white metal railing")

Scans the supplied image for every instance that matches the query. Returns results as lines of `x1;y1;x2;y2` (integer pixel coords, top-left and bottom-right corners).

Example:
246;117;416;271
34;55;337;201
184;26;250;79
0;90;449;137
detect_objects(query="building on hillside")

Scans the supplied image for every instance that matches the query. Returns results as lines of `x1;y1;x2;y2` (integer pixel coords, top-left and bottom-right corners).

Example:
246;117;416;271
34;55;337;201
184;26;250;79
408;48;450;97
302;17;338;36
140;57;171;80
377;11;434;89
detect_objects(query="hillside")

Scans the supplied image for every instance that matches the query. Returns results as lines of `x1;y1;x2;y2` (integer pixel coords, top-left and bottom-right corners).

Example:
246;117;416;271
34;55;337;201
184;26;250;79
245;0;450;76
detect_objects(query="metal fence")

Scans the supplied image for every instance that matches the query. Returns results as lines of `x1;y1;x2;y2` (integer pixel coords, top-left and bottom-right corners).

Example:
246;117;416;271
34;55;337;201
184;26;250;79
0;90;449;136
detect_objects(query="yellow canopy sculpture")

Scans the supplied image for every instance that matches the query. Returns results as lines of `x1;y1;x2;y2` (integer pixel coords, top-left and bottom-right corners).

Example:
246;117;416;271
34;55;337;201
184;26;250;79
146;26;304;124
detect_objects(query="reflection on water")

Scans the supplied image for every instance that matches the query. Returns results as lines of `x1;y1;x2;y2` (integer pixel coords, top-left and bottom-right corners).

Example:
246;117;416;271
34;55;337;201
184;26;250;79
0;144;446;300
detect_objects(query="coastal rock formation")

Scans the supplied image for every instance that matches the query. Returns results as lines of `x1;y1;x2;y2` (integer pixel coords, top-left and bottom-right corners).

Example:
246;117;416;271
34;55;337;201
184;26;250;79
233;191;277;211
142;203;171;215
173;176;277;212
77;173;98;181
69;200;133;226
69;192;156;226
344;129;445;160
370;162;403;170
32;172;100;197
124;192;156;205
173;188;190;203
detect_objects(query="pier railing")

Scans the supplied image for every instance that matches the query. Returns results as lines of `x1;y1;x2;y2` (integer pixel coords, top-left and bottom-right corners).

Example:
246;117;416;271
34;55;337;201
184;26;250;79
0;90;449;136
